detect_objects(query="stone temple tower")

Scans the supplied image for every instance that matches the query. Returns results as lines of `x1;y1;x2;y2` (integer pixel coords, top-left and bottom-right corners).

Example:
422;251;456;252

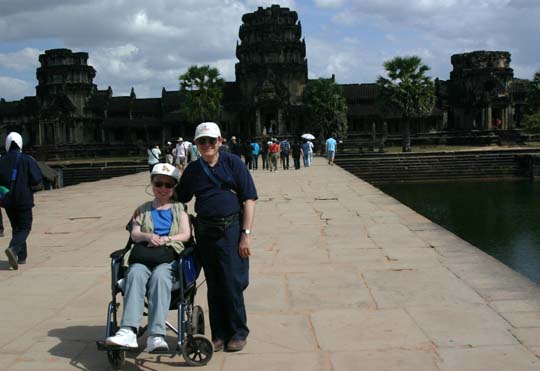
448;51;514;130
235;4;308;137
35;49;98;143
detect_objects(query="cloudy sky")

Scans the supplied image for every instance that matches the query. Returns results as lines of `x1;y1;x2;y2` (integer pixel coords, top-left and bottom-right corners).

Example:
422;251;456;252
1;0;539;101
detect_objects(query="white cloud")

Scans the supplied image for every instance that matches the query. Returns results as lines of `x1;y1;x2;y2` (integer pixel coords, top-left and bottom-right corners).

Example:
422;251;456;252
0;0;539;101
314;0;345;8
0;76;34;100
245;0;296;9
0;48;40;71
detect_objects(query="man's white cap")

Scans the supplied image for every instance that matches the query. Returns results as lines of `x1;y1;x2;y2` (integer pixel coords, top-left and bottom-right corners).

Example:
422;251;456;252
5;132;23;152
151;163;180;181
195;122;221;141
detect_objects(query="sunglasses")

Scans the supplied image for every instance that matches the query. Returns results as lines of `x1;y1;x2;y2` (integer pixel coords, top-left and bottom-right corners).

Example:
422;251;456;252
196;137;217;145
153;181;175;189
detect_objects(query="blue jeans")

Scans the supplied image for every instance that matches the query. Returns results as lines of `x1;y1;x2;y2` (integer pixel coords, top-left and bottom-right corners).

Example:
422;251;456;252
121;262;176;335
303;153;310;167
195;219;249;341
5;207;32;261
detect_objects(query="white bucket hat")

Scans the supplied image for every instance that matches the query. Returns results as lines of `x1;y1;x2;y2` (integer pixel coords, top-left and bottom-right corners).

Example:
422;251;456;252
194;122;221;141
5;132;23;152
151;163;180;181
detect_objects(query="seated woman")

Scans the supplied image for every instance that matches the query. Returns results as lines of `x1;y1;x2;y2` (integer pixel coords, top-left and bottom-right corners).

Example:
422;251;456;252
106;163;190;352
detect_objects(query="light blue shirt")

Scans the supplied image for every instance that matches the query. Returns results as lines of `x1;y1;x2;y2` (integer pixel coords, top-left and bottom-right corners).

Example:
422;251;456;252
251;142;260;155
151;208;173;236
326;137;337;152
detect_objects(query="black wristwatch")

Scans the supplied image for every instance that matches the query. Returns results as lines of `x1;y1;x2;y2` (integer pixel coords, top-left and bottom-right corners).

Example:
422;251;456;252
242;229;251;235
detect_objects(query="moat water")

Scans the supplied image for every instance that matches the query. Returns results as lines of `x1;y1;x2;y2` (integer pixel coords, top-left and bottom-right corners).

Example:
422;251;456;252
379;180;540;283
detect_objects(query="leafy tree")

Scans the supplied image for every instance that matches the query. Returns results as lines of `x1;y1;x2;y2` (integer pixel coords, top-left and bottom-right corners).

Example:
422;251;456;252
376;56;435;152
179;65;225;123
303;78;348;152
523;113;540;132
528;70;540;114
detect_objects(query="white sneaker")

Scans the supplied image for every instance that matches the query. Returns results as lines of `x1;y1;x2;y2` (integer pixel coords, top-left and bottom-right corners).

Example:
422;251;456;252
144;335;169;352
105;327;138;348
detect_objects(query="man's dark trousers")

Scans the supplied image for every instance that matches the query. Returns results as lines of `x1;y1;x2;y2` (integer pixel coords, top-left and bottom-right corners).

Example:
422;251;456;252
281;152;289;169
5;208;32;261
195;219;249;342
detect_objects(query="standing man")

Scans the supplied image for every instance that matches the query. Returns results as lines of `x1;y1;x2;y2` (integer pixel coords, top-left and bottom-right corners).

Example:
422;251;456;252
164;141;174;164
147;144;161;172
1;132;42;270
326;133;338;165
268;138;280;172
279;137;290;170
173;137;187;171
260;137;269;170
230;136;243;158
251;140;260;170
177;122;257;352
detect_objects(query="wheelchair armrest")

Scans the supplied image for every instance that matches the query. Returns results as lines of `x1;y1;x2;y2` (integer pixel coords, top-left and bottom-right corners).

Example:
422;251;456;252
179;246;194;258
110;249;126;259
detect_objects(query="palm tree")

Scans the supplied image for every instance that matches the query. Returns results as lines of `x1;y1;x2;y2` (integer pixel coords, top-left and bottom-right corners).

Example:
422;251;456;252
303;78;348;153
376;56;435;152
179;65;225;123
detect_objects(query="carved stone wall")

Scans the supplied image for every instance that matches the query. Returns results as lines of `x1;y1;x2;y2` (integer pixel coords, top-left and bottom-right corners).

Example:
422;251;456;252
448;51;514;130
235;4;308;137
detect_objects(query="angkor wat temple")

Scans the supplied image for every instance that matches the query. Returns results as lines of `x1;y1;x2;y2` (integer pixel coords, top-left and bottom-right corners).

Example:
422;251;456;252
0;5;533;149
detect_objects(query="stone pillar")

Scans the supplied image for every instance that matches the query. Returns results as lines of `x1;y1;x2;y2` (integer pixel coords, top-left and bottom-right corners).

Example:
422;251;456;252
277;109;284;135
255;109;262;136
486;106;492;130
37;122;44;145
504;107;513;129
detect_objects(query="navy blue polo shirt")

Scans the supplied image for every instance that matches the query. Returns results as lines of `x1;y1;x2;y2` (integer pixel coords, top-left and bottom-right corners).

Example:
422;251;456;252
177;151;258;218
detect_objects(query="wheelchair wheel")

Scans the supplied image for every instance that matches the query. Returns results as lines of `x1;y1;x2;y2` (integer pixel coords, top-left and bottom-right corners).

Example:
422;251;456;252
107;349;125;370
181;334;213;366
192;305;205;335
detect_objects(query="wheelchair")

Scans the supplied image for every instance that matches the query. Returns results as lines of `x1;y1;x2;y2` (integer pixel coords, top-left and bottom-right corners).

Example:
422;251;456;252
96;233;213;368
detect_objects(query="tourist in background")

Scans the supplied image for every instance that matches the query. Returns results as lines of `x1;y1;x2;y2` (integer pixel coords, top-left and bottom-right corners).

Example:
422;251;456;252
242;139;254;169
187;140;200;162
173;137;188;171
268;138;280;172
230;136;243;158
307;140;314;166
326;133;337;166
260;137;269;170
177;122;257;352
221;138;230;153
147;144;161;172
1;132;43;270
279;138;290;170
164;141;174;164
291;140;303;170
251;140;260;170
183;141;193;163
302;139;311;167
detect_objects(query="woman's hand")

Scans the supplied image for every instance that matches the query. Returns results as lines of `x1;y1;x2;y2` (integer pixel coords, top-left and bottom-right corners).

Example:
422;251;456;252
147;234;162;247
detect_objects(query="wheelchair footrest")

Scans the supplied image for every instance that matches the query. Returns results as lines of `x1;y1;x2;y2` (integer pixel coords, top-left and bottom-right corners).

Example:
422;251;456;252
149;349;178;356
96;340;138;352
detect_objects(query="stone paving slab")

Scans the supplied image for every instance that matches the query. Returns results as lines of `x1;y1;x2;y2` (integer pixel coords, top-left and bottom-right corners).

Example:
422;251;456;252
2;157;540;370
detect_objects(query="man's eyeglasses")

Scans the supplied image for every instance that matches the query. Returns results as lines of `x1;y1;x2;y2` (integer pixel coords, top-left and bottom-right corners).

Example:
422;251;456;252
153;181;175;189
196;137;217;146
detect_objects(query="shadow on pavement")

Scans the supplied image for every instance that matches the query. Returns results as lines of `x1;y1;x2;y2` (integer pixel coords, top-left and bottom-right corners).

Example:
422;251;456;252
48;326;190;370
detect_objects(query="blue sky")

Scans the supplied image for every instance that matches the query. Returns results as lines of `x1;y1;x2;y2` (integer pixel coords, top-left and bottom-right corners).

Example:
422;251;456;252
1;0;539;101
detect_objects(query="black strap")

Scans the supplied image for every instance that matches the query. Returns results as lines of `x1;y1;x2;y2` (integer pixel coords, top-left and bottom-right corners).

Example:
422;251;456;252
198;158;237;194
199;157;222;188
149;148;160;161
